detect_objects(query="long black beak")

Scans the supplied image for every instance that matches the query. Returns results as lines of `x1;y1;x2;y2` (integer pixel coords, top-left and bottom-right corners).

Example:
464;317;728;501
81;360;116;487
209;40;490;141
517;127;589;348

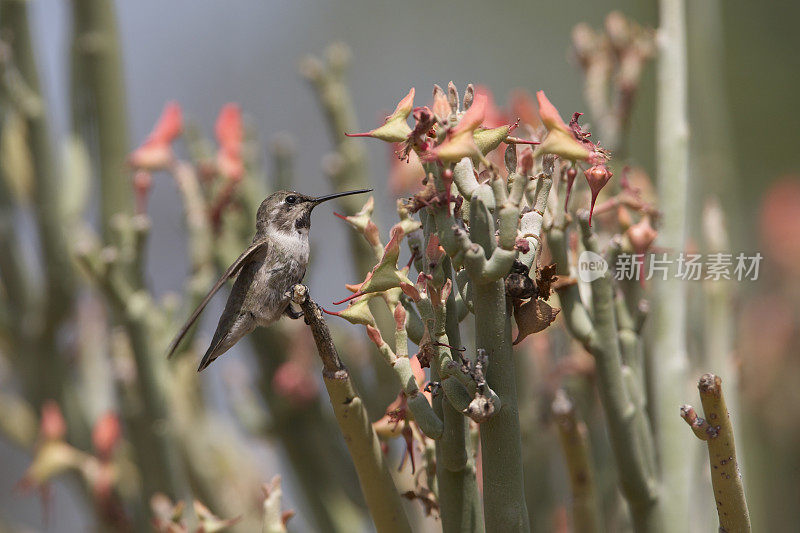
312;188;372;204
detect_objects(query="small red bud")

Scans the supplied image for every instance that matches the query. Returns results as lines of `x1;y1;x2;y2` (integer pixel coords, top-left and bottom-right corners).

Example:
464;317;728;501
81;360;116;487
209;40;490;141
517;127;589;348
393;304;406;331
400;282;421;301
432;84;450;121
133;171;152;215
518;147;534;175
92;412;121;460
272;361;318;407
564;167;577;212
40;401;66;441
366;324;384;347
626;216;657;255
514;238;531;254
128;102;182;170
584;164;613;225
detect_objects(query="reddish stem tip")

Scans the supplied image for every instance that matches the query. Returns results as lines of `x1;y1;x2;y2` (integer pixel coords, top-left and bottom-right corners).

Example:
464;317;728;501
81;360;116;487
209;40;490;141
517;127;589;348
332;291;363;305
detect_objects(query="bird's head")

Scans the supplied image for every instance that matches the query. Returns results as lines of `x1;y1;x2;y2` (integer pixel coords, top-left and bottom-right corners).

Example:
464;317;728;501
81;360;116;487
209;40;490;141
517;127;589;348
255;188;372;234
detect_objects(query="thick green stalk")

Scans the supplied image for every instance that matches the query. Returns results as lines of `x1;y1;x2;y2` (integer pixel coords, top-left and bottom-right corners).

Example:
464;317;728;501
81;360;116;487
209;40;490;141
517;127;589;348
652;0;691;530
293;285;412;533
70;0;132;238
464;185;527;529
681;374;750;532
474;278;528;531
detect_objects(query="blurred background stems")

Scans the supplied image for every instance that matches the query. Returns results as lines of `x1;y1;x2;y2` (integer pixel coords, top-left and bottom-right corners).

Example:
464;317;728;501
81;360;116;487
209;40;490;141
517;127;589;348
69;0;132;239
650;0;691;531
301;45;402;416
0;0;782;530
0;0;74;410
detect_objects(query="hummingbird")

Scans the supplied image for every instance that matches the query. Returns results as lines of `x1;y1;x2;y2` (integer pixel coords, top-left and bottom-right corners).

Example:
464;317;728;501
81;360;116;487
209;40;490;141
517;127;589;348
167;188;372;371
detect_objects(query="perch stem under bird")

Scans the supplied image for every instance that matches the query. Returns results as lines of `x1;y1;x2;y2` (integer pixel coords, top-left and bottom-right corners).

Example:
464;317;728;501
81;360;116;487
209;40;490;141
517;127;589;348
165;188;372;371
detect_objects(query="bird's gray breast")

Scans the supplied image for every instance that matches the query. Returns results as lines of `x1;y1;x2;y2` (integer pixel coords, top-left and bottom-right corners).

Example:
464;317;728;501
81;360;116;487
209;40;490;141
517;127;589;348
249;230;309;325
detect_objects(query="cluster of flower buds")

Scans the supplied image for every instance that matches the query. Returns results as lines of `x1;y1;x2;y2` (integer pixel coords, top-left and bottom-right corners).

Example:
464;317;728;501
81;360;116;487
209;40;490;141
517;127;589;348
18;402;125;522
128;102;247;228
150;493;243;532
571;12;656;151
353;83;614;228
347;84;539;172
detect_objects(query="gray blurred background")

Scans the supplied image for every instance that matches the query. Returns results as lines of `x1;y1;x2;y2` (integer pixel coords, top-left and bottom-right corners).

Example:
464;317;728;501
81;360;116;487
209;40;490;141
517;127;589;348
2;0;799;530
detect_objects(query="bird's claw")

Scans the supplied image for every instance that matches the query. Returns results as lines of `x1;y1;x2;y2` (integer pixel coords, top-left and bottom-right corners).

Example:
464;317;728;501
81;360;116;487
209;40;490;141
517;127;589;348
284;305;304;320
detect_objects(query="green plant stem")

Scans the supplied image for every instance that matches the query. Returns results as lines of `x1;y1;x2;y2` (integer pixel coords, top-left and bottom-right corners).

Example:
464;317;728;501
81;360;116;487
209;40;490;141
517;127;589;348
680;374;750;532
429;156;529;530
576;213;659;531
69;0;132;239
473;278;528;531
652;0;691;530
549;202;659;530
262;476;290;533
292;285;412;533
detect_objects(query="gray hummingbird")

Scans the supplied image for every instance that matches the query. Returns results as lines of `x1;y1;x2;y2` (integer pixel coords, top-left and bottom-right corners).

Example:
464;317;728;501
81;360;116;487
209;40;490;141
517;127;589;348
167;188;371;371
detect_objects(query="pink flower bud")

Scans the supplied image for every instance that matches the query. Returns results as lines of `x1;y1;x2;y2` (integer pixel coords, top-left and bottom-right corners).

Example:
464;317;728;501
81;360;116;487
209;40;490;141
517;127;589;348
400;282;421;302
133;171;152;215
564;167;577;212
92;412;121;460
425;235;445;268
366;324;384;347
626;216;657;254
514;238;531;254
518;146;534;175
432;85;450;122
40;401;66;442
272;361;318;407
215;104;244;180
393;303;406;331
128;102;182;170
536;91;569;134
584;164;613;225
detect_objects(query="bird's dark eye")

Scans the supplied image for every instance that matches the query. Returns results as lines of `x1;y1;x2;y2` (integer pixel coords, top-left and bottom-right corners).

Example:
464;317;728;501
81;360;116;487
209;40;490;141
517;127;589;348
285;195;298;204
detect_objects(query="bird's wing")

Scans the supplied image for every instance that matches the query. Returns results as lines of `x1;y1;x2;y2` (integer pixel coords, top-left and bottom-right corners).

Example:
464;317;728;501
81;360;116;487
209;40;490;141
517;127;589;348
166;239;269;358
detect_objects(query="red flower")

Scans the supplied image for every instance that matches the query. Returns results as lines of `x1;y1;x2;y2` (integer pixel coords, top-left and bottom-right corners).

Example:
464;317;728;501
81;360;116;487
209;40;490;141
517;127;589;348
40;401;66;442
584;164;613;225
128;102;182;170
92;412;121;461
215;103;245;180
